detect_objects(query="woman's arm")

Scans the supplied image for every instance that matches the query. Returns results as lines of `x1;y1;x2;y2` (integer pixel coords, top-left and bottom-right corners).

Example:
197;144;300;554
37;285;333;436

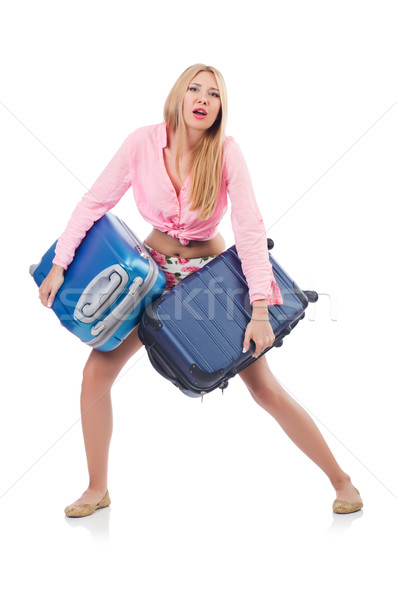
38;264;65;308
39;133;133;308
224;137;283;307
251;298;268;312
243;299;276;357
53;133;133;269
224;137;282;356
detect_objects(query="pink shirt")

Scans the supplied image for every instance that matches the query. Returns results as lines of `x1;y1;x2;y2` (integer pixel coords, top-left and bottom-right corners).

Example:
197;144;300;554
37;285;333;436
53;122;283;305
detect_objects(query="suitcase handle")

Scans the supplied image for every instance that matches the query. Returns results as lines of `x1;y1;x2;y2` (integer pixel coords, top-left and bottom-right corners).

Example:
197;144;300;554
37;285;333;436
88;276;144;340
81;271;122;318
74;265;129;323
108;276;144;321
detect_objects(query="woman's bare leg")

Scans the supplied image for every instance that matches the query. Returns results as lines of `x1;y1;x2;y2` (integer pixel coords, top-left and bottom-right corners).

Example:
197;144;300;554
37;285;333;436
68;325;143;506
238;354;363;505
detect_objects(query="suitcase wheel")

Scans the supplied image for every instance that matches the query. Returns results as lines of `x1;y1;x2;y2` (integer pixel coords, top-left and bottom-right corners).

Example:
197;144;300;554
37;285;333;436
303;290;318;303
219;380;229;393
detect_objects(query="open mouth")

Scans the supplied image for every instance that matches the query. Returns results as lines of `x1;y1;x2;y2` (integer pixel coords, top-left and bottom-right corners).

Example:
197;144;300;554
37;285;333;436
192;109;207;120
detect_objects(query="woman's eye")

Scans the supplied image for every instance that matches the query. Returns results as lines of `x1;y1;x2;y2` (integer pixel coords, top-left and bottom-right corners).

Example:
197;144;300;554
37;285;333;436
187;86;219;97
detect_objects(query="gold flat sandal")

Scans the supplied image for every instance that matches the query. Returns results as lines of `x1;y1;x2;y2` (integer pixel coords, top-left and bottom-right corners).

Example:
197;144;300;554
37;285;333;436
332;487;363;514
64;490;111;518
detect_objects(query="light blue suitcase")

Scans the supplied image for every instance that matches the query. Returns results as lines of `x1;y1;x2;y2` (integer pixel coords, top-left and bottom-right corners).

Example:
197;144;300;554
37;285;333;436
30;212;166;351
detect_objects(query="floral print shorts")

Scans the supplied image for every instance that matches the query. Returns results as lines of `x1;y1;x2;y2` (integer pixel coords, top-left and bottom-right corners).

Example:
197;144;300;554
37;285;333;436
143;242;220;291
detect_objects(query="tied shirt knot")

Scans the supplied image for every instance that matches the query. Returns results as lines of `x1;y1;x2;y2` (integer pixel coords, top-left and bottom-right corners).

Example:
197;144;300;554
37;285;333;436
162;221;190;246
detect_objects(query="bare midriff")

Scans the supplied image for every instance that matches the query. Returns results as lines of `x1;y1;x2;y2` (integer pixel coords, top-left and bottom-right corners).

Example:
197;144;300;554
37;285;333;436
144;228;226;258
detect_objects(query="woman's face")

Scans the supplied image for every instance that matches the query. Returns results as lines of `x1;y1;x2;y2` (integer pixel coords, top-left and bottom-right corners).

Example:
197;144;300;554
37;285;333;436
182;71;221;132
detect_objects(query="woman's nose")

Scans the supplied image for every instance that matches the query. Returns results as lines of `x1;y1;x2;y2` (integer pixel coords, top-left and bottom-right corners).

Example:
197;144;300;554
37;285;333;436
198;94;207;104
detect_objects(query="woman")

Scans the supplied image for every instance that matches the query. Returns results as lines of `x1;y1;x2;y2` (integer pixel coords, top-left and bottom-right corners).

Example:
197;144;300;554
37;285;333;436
39;64;363;517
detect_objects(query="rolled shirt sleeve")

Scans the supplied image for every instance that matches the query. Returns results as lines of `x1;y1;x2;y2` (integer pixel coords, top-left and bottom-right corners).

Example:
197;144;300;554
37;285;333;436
224;138;283;306
53;134;133;269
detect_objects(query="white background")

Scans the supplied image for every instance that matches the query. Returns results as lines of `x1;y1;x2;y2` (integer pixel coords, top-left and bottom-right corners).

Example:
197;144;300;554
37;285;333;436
1;0;396;597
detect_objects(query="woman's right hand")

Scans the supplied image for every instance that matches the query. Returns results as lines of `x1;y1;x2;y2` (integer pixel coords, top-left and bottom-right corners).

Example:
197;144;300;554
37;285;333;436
39;264;65;308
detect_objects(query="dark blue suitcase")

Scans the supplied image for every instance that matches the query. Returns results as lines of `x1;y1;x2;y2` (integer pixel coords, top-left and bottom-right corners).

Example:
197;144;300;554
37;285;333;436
30;212;166;351
138;241;318;397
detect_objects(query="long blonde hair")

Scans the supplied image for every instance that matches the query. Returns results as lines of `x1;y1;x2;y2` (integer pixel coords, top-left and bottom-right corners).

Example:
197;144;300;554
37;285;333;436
163;64;228;221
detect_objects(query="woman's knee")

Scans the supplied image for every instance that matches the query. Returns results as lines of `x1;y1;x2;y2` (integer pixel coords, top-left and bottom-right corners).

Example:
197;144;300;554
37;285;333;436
82;325;142;388
82;351;119;389
244;379;278;410
250;387;284;414
239;356;284;411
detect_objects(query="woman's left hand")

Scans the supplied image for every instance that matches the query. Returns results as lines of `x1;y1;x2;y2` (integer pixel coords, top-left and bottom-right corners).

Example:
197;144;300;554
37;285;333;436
242;318;275;358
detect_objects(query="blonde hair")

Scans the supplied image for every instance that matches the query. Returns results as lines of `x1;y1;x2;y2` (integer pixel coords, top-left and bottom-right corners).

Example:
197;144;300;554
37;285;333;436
163;64;227;221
